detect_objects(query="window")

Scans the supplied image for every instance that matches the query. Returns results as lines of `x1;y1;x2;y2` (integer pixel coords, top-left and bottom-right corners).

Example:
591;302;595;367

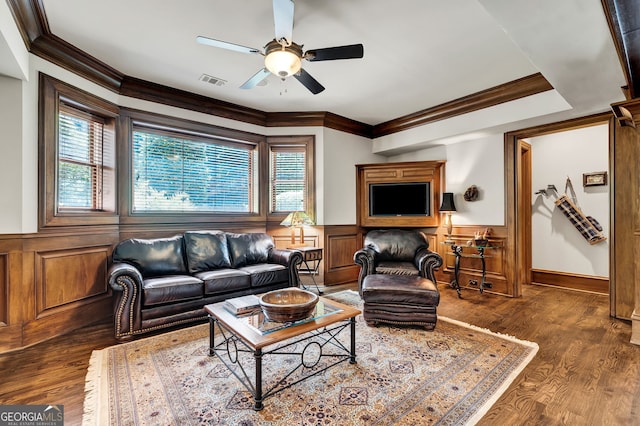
271;147;306;211
131;123;259;213
39;74;118;228
268;136;315;218
57;104;105;210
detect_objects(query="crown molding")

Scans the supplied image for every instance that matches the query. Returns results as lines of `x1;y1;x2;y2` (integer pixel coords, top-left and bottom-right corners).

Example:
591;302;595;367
372;73;553;138
7;0;555;140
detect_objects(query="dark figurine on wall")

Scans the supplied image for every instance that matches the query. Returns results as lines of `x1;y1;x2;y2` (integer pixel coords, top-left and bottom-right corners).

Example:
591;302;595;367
464;185;479;201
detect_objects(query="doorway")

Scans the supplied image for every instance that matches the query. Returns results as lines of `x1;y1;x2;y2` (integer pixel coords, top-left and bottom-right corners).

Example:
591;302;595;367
507;114;611;298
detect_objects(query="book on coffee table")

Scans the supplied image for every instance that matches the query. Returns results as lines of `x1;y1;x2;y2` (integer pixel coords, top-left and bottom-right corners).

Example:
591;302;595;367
224;294;261;315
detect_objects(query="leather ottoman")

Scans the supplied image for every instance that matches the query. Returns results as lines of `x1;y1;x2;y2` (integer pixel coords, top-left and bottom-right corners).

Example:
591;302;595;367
361;274;439;330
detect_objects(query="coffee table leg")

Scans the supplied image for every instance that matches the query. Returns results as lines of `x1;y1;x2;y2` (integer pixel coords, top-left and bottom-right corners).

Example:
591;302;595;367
349;317;357;364
208;315;215;356
253;348;263;411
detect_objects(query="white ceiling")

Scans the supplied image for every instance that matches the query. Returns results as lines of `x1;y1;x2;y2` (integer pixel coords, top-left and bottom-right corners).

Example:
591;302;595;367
2;0;628;141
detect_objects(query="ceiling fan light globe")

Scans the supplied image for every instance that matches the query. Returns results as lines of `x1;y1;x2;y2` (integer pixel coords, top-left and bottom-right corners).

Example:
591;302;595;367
265;50;301;78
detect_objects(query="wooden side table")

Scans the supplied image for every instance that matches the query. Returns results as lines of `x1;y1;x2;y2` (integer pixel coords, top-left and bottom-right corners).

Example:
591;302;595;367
288;246;323;294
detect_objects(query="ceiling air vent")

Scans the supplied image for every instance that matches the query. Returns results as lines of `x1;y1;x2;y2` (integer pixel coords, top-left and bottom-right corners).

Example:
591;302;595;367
199;74;227;86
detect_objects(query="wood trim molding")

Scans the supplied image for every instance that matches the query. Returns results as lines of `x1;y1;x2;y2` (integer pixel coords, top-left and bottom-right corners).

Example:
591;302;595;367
31;34;124;92
5;0;48;50
265;111;372;137
505;113;613;300
371;73;554;138
120;76;267;128
532;269;609;294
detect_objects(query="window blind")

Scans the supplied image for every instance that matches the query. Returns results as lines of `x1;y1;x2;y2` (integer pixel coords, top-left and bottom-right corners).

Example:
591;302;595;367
132;128;256;212
270;146;306;212
58;104;104;210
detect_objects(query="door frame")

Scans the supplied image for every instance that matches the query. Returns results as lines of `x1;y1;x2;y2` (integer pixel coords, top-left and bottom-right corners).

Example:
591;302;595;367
504;112;612;297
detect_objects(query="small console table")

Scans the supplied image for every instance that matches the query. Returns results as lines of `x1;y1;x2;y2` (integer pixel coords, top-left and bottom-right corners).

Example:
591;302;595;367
288;246;323;294
441;241;500;298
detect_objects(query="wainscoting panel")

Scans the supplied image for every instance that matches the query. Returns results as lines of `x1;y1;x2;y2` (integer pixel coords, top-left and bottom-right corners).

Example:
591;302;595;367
324;225;360;286
35;246;111;317
0;231;120;352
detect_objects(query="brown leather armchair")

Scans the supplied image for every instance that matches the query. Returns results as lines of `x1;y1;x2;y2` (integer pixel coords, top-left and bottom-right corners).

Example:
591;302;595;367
353;229;443;294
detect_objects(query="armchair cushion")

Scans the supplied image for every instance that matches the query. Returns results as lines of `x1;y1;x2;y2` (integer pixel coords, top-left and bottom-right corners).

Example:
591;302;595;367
375;261;419;275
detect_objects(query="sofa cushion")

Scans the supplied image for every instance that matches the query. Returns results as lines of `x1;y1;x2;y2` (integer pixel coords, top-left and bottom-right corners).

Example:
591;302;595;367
227;233;274;267
239;264;288;287
194;269;251;294
184;231;231;273
142;275;203;306
364;229;428;262
113;235;187;278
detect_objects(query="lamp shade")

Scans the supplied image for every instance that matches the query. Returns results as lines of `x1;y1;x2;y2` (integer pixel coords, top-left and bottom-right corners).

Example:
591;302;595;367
439;193;457;212
264;40;303;78
280;211;315;227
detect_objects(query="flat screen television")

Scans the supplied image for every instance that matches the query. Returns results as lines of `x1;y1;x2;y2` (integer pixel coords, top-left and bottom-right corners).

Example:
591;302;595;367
369;182;430;216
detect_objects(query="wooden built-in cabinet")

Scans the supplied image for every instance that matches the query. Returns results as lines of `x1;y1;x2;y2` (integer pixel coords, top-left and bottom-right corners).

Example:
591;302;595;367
356;161;445;228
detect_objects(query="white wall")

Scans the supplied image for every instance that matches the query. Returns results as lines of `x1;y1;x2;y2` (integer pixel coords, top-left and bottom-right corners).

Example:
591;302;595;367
530;124;609;277
0;76;23;232
322;128;386;225
389;134;505;226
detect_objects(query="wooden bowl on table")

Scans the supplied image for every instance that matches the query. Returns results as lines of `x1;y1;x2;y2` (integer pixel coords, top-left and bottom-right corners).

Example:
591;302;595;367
259;288;319;322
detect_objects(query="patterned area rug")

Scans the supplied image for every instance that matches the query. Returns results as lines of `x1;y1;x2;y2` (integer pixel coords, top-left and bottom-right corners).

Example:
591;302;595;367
83;290;538;425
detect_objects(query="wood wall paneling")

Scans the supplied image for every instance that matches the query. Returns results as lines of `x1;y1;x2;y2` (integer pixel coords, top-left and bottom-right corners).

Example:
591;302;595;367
0;253;7;325
0;233;118;353
436;227;510;297
356;161;445;228
323;226;360;286
611;120;637;319
35;246;110;317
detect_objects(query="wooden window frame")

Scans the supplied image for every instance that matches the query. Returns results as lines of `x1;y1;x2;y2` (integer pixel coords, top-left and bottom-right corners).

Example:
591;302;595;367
267;135;316;223
39;73;119;229
118;109;268;225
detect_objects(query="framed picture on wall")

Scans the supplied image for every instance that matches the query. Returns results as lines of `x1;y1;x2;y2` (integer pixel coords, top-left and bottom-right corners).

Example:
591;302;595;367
583;171;608;187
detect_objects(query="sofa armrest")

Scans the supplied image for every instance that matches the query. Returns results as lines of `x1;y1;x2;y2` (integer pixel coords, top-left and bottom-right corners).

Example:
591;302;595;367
269;248;304;287
108;262;144;340
415;248;443;284
354;247;376;294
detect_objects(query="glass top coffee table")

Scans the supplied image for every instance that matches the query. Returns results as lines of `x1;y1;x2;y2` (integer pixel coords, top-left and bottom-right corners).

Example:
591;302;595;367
205;296;361;411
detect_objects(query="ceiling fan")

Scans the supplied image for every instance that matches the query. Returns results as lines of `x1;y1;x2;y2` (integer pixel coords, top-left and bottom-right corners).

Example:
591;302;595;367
196;0;364;94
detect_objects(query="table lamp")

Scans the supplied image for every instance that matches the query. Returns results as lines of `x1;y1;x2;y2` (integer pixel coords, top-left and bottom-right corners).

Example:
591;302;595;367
280;211;314;247
439;192;456;243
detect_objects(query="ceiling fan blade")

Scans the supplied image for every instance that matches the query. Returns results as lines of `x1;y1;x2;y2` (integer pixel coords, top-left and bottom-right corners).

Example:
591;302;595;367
294;68;325;94
240;68;271;89
273;0;294;44
305;44;364;61
196;36;261;55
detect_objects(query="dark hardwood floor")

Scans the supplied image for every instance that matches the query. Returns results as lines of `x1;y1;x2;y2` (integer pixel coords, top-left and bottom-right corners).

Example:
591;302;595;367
1;283;638;425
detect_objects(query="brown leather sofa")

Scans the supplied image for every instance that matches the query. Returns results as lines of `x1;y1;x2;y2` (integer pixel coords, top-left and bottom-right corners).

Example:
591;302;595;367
108;231;303;340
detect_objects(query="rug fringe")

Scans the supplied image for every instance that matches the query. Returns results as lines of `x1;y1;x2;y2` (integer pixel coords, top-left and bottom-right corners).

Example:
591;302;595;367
82;349;104;426
439;315;539;350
